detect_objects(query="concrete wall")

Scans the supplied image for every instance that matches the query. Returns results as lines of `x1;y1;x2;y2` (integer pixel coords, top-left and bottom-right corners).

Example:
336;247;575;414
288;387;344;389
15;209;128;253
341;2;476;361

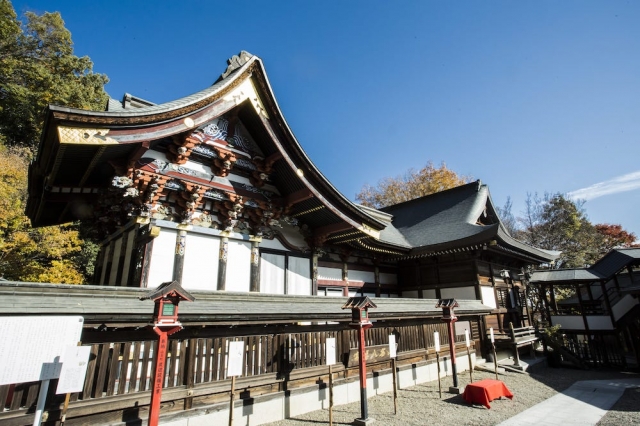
159;353;476;426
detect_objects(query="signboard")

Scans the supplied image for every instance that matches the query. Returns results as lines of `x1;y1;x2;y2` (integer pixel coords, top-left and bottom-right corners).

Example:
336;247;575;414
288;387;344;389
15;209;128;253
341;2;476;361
326;338;336;365
347;344;390;367
388;335;397;359
0;316;84;386
227;341;245;377
56;346;91;394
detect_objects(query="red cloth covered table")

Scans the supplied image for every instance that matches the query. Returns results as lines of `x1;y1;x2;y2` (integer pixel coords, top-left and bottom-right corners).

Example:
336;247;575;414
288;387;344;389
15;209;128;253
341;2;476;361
462;379;513;409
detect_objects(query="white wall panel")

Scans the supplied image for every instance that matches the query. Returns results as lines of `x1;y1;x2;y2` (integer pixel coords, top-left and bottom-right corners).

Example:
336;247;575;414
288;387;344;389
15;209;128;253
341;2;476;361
380;273;397;285
227;240;251;292
261;253;285;294
182;233;219;291
441;286;476;300
402;290;419;298
481;286;497;309
287;257;311;295
423;289;437;299
147;229;177;288
318;267;342;281
349;270;375;283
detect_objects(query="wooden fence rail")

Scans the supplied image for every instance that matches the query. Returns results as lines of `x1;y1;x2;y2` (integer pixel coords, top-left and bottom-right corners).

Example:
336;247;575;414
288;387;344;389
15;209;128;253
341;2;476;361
0;319;476;423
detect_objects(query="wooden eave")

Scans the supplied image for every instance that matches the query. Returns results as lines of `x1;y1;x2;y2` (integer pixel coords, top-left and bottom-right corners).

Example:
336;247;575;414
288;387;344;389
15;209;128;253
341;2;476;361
27;54;387;244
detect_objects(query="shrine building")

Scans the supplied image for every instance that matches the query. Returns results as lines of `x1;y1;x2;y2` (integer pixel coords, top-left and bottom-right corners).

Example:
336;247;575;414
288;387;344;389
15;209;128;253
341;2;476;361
27;50;555;344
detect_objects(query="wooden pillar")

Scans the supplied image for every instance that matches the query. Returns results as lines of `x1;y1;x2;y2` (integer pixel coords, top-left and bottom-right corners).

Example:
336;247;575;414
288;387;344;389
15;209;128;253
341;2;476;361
172;227;188;284
628;266;637;286
488;264;502;331
341;254;349;296
473;260;483;300
312;248;322;296
374;264;381;298
217;233;229;290
601;280;616;325
576;284;590;333
543;285;553;326
249;236;261;292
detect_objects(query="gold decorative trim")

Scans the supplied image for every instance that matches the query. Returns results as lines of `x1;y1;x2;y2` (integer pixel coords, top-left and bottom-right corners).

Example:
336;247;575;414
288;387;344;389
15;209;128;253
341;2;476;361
58;126;119;145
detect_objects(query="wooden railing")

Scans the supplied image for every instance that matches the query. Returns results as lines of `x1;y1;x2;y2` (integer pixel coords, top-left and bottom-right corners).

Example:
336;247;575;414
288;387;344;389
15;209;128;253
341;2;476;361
0;320;473;424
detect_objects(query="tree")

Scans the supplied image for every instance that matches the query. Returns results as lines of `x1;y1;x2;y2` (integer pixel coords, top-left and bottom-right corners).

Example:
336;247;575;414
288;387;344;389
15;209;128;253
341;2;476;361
495;196;518;235
356;161;472;208
0;0;109;149
0;146;84;282
0;2;109;283
594;223;638;254
515;193;602;268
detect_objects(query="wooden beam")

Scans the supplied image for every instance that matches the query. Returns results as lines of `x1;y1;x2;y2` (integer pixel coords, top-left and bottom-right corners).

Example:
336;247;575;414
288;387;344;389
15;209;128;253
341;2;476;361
314;222;354;239
285;188;314;206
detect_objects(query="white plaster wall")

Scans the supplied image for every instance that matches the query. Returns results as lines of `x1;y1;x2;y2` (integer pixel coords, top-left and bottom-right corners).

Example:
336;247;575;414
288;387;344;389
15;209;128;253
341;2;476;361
481;286;497;309
349;270;375;283
423;288;437;299
160;352;477;426
613;294;639;321
380;272;397;285
550;315;585;330
586;315;615;330
260;238;289;251
402;290;419;298
146;228;177;288
441;286;476;300
182;233;219;290
318;266;342;281
226;240;251;292
287;256;311;295
260;253;285;294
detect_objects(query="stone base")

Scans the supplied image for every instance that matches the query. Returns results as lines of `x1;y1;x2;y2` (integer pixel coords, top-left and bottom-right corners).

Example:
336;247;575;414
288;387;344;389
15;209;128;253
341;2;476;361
448;386;464;394
353;417;376;425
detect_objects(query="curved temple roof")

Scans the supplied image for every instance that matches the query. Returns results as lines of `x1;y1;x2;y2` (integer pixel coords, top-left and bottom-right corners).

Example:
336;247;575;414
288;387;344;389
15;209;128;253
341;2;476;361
27;51;556;263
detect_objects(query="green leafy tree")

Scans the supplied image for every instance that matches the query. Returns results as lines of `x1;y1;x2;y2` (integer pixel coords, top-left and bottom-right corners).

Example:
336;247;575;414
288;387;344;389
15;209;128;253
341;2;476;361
515;193;602;268
0;0;108;149
356;161;472;208
0;1;109;282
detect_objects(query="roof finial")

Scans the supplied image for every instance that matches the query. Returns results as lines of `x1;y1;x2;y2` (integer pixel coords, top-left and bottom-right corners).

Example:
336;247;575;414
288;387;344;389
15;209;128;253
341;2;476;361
218;51;254;81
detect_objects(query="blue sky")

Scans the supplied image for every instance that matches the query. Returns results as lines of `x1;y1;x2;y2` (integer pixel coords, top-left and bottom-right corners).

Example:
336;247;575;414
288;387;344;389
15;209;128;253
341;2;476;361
13;1;640;238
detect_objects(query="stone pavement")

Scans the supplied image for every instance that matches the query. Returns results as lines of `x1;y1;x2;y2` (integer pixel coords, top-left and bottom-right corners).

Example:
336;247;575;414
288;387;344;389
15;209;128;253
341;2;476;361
496;378;640;426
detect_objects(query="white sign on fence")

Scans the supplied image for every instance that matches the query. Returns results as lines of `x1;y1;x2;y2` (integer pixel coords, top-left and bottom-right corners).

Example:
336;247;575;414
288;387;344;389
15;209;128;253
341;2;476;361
0;316;84;386
388;334;397;358
56;346;91;394
326;338;336;365
227;341;245;377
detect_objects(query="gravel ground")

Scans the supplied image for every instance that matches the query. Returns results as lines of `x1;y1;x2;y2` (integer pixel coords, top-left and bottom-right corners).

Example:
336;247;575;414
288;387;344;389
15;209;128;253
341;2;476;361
266;363;640;426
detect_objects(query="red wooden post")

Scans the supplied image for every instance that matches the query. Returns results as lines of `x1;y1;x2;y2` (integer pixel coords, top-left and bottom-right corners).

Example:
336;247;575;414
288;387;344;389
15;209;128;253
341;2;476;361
342;297;376;425
436;299;460;393
140;281;195;426
149;325;181;426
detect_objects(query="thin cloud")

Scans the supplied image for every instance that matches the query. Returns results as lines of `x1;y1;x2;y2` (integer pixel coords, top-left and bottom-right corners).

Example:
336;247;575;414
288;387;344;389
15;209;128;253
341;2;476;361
568;171;640;201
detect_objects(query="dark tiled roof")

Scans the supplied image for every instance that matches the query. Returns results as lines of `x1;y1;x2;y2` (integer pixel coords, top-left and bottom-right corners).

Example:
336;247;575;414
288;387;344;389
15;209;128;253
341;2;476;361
530;248;640;284
380;181;491;248
0;282;492;325
530;269;604;283
591;248;640;277
372;181;555;262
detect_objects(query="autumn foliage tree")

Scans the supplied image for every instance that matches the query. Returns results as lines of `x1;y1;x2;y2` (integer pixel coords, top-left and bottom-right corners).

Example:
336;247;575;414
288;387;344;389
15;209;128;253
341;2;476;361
0;1;109;283
503;192;638;269
356;161;472;208
0;147;84;282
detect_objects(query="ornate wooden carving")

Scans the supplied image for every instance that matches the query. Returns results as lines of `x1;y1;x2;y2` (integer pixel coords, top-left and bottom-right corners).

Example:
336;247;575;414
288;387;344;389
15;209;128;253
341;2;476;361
215;193;244;231
249;153;281;188
167;133;201;165
212;146;237;177
175;182;207;224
